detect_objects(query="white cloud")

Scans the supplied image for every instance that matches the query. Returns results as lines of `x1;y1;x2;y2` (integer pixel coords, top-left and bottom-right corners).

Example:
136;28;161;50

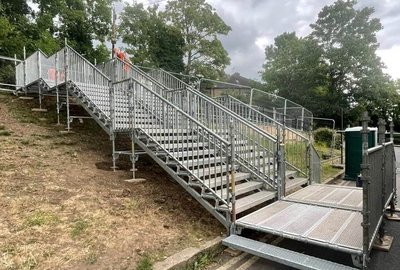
377;45;400;79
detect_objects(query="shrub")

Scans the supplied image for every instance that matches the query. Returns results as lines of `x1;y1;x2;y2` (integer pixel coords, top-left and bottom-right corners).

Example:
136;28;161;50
314;128;334;147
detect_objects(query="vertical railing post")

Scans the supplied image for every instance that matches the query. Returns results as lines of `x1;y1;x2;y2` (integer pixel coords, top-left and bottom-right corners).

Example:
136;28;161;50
64;43;71;132
301;107;304;131
248;88;254;119
228;120;236;234
110;59;116;171
13;54;17;92
37;51;42;109
360;111;370;269
390;121;394;143
55;53;60;125
277;123;286;199
129;79;136;179
23;47;27;95
378;118;386;212
378;118;386;145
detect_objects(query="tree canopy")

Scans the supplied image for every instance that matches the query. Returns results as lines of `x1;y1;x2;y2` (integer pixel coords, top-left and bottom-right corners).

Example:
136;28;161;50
119;3;185;73
262;0;399;127
164;0;231;79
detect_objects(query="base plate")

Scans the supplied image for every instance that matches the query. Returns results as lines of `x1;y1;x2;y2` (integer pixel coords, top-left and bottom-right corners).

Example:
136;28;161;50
372;235;394;252
386;212;400;221
32;108;48;112
19;96;34;100
124;178;146;183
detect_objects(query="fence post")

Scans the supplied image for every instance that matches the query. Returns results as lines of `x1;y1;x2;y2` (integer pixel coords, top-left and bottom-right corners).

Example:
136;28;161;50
360;111;370;269
64;44;70;132
378;118;386;144
55;53;60;125
277;124;286;199
379;118;387;215
37;51;42;109
23;47;27;95
390;121;394;143
229;120;236;234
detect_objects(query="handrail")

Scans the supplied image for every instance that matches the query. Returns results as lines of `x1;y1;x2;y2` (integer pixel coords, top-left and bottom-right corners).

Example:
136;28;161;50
66;45;111;81
215;95;309;141
156;68;277;142
146;69;279;186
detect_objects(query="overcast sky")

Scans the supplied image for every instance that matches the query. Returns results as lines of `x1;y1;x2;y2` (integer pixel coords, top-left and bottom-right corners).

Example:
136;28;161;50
124;0;400;80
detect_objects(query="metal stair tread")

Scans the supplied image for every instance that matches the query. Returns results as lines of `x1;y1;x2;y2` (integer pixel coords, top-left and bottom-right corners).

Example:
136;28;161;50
204;172;251;189
168;149;216;159
235;190;275;214
222;235;357;270
285;177;308;193
192;165;239;178
218;181;263;198
181;157;226;168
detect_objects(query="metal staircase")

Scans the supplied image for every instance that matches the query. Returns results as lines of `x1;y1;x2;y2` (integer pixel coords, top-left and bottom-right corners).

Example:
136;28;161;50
11;44;395;270
15;46;293;230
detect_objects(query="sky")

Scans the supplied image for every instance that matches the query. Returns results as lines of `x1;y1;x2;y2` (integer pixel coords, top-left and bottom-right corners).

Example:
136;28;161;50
122;0;400;80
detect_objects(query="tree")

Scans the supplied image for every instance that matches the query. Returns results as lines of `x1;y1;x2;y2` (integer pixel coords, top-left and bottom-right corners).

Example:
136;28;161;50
164;0;231;78
33;0;113;62
262;32;331;116
262;0;397;126
309;0;388;122
119;3;184;72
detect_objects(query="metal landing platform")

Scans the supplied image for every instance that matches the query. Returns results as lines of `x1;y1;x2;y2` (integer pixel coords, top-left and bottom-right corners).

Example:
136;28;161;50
237;185;363;255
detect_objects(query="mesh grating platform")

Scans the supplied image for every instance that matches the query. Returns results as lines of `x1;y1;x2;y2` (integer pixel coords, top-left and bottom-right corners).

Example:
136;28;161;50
285;184;362;210
237;185;364;254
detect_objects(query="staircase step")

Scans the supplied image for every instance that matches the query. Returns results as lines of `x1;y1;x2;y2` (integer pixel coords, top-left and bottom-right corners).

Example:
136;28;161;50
204;172;251;189
219;181;263;198
235;191;275;214
169;149;216;159
182;157;227;168
222;235;357;270
147;129;190;135
158;142;208;150
192;165;238;178
144;135;196;143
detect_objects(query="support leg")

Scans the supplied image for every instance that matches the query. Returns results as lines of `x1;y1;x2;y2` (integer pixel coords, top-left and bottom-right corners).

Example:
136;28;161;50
66;84;70;131
125;131;145;183
111;133;118;171
56;86;60;125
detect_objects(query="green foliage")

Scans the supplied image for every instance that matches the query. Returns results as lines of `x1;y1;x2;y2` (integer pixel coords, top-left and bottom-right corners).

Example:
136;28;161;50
71;219;90;239
136;255;153;270
24;211;59;227
119;3;184;72
314;128;334;147
164;0;231;79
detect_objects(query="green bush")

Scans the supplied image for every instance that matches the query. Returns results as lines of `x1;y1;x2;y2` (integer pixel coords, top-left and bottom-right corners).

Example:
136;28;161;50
314;128;334;147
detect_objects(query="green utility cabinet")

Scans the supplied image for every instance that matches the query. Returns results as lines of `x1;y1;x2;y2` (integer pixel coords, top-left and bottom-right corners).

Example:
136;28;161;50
344;127;377;181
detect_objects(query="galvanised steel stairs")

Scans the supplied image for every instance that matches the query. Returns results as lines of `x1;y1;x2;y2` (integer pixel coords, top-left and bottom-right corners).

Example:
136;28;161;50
14;45;335;270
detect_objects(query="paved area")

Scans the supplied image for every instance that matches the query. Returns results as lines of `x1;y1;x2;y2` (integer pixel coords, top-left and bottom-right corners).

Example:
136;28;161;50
215;146;400;270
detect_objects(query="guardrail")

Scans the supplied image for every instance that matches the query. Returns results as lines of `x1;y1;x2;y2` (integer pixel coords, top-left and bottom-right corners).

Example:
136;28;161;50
100;61;279;189
361;113;396;267
143;69;278;189
215;95;311;177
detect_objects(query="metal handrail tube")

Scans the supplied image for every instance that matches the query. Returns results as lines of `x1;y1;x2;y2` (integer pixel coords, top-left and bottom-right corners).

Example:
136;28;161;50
215;95;309;140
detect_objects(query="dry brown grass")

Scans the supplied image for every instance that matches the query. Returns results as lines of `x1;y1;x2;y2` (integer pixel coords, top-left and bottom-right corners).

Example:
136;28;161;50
0;93;223;270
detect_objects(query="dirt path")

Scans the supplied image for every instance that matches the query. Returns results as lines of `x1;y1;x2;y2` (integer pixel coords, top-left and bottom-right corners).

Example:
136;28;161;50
0;93;223;270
